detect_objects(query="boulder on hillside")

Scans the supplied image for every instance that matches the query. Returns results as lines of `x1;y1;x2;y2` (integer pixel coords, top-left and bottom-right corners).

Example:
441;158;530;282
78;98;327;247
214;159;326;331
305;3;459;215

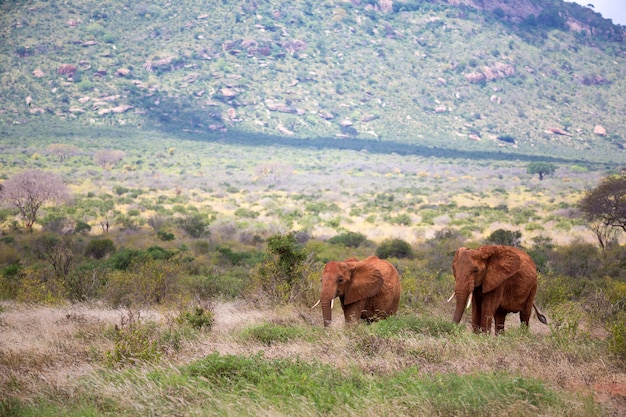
116;68;131;77
593;125;607;137
546;127;572;136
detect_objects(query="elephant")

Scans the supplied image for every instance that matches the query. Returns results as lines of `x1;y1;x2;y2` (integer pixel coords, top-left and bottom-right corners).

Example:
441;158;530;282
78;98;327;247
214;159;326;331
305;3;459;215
315;255;401;327
450;245;547;334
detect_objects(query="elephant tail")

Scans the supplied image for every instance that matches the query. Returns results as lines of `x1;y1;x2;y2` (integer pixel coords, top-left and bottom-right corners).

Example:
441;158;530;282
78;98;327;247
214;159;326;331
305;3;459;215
533;304;548;325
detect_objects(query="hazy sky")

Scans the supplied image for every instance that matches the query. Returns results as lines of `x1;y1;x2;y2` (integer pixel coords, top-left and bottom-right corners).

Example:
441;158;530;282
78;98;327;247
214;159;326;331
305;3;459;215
565;0;626;26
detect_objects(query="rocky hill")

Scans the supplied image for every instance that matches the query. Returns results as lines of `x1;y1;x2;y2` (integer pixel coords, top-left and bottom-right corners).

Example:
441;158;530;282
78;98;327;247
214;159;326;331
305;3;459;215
1;0;624;162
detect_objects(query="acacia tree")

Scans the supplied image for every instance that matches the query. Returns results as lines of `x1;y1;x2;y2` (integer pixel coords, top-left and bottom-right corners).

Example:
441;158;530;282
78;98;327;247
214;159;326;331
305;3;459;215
527;162;557;180
578;174;626;250
0;169;71;232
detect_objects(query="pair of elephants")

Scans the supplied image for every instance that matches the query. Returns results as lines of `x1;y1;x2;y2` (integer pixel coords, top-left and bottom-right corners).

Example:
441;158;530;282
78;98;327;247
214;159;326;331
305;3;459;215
316;245;547;334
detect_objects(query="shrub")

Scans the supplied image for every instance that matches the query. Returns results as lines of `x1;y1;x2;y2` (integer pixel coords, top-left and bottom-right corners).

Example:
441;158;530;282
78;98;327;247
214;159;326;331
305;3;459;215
178;306;215;330
74;221;92;235
249;233;313;304
102;259;183;306
104;310;161;366
328;231;368;248
177;213;210;238
157;230;175;241
375;238;414;259
486;229;521;246
85;238;116;259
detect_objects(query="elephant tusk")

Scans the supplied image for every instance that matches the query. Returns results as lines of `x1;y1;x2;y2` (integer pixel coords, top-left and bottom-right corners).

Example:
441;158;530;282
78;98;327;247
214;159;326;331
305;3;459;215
447;292;455;303
466;293;473;310
311;300;320;309
331;299;334;310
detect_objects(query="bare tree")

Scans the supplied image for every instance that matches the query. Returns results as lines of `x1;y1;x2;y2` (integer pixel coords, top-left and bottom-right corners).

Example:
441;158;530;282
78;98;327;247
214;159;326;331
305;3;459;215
47;143;78;162
587;218;619;253
94;149;125;169
0;169;71;232
579;174;626;251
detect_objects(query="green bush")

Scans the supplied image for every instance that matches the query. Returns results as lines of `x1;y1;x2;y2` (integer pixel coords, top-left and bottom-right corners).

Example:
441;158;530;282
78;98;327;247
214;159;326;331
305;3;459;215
178;306;215;330
85;238;116;259
157;230;175;241
375;238;414;259
486;229;521;246
328;231;368;248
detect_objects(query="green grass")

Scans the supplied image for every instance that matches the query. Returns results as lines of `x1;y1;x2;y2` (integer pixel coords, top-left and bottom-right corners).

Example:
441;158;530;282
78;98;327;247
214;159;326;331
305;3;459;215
6;351;593;417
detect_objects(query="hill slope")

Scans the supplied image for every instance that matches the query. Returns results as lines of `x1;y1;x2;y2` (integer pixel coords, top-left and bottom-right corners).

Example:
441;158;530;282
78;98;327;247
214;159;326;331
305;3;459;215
1;0;625;162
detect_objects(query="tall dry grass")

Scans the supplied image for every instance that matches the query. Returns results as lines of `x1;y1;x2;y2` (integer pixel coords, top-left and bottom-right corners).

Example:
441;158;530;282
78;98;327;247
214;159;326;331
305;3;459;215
1;300;624;416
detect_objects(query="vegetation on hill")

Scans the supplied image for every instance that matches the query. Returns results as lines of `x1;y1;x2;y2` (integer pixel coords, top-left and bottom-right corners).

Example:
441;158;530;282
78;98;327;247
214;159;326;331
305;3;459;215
1;0;625;161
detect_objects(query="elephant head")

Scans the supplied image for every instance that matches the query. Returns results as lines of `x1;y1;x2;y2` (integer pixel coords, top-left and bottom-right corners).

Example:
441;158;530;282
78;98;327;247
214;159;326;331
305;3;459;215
319;260;384;327
452;246;522;325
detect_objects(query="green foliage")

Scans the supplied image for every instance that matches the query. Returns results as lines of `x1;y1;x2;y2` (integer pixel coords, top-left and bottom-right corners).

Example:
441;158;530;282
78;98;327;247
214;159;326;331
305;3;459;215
180;353;560;415
527;162;558;180
157;230;175;241
328;231;368;248
103;259;184;306
486;228;521;246
249;233;311;304
74;221;92;235
85;238;116;259
375;238;414;259
266;233;307;284
104;310;162;366
177;306;215;330
176;213;210;238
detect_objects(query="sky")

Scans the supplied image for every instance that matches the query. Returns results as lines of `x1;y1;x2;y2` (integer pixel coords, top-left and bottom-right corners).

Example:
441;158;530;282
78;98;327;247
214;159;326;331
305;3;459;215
565;0;626;26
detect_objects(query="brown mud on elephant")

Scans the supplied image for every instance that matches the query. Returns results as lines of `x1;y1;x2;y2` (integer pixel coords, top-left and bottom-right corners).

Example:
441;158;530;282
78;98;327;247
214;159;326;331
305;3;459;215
312;256;401;327
449;245;547;335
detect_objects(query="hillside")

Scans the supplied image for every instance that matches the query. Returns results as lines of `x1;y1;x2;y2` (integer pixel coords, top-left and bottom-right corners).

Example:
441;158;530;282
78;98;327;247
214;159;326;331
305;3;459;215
1;0;625;163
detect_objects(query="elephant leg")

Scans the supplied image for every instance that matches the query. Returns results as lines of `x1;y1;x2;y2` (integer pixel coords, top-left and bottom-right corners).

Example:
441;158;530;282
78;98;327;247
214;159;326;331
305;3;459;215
494;311;507;335
519;305;532;327
481;288;504;334
482;315;494;334
343;300;366;324
471;290;483;332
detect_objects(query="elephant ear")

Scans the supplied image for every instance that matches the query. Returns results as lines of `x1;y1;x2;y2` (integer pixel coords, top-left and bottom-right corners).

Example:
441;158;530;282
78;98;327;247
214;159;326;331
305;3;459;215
481;245;521;293
344;262;384;305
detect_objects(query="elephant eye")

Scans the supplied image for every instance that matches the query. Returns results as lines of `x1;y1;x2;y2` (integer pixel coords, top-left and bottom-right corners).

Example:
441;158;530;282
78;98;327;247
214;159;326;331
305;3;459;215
337;276;344;283
472;267;479;273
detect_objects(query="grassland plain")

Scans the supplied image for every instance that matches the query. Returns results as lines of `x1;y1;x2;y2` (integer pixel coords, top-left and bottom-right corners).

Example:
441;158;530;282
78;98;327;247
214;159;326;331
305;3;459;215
0;121;625;416
0;299;624;416
0;121;619;247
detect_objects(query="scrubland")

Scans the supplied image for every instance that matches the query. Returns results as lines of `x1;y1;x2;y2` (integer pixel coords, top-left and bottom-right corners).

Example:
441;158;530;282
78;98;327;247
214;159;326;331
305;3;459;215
0;124;625;416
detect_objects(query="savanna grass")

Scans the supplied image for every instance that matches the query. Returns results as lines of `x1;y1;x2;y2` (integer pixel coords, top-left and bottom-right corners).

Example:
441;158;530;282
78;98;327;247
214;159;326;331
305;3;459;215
10;352;598;417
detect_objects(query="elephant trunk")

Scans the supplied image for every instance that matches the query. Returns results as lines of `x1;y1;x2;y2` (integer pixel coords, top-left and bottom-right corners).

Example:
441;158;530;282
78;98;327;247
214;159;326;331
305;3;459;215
320;286;336;327
321;299;332;327
453;281;473;324
453;294;468;324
